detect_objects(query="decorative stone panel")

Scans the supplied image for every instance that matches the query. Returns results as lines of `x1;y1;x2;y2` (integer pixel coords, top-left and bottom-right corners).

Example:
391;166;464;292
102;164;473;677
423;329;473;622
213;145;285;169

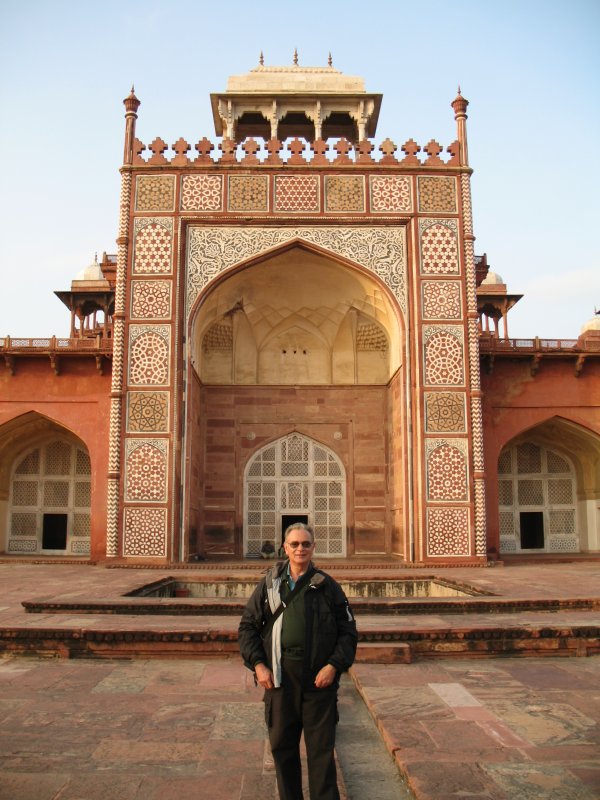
127;391;170;433
423;326;464;386
128;325;170;386
124;439;168;502
426;439;468;501
427;507;470;556
181;174;223;212
123;507;167;557
425;392;466;433
418;176;457;213
131;280;172;319
274;175;320;213
187;226;407;316
228;175;268;212
325;176;365;212
7;539;38;553
369;176;412;213
135;175;176;212
133;218;173;274
422;281;462;320
420;220;459;275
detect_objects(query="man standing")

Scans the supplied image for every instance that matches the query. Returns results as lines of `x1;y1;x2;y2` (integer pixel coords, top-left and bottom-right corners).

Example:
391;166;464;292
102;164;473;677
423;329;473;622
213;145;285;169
238;522;357;800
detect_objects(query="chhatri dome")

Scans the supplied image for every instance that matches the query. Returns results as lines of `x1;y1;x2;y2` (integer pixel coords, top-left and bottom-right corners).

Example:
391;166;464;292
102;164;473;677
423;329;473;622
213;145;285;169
211;50;382;143
74;256;106;283
480;270;505;286
580;313;600;334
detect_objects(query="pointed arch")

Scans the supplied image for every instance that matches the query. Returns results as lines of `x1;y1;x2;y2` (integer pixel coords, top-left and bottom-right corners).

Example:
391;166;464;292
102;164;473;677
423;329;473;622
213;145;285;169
243;432;346;558
0;413;92;556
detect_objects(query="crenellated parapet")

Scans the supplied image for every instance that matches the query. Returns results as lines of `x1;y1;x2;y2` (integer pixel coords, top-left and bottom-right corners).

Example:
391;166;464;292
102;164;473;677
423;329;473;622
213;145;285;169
128;135;465;169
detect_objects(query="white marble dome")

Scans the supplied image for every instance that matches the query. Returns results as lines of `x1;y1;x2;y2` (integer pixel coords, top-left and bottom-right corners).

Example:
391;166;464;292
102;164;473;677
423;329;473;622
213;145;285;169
580;314;600;334
75;260;105;282
481;270;504;285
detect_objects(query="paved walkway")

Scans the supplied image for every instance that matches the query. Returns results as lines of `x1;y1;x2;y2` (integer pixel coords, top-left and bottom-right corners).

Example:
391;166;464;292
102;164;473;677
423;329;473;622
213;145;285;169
0;561;598;798
0;654;598;799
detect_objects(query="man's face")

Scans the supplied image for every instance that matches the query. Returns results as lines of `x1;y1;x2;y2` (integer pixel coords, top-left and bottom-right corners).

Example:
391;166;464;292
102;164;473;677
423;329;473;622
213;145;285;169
284;529;315;571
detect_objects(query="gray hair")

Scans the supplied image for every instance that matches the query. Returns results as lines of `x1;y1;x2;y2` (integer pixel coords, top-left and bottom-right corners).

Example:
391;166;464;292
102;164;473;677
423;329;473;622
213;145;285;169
284;522;315;541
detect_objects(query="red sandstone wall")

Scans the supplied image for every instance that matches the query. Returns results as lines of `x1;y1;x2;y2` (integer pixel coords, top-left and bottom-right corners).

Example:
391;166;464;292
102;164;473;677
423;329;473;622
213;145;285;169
481;358;600;552
190;383;395;557
0;358;112;559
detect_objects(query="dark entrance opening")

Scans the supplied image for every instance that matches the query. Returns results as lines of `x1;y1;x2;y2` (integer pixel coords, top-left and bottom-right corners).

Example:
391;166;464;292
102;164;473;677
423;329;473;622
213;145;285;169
519;511;544;549
42;513;68;550
281;514;309;550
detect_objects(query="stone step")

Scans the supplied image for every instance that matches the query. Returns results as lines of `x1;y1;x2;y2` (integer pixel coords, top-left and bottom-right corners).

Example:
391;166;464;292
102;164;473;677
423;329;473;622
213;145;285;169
0;620;597;660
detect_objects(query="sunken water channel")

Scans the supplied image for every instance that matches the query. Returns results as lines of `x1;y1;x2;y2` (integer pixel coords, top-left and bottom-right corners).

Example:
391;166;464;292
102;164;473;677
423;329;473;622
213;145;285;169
128;577;486;600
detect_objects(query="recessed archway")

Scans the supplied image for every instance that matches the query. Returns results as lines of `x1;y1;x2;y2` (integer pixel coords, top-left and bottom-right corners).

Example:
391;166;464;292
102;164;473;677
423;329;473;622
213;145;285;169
184;241;406;559
496;418;600;554
0;413;92;556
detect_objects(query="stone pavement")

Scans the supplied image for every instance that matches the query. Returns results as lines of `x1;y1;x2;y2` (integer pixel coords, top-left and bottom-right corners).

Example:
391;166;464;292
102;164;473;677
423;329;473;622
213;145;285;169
353;658;600;800
0;560;599;799
0;654;599;800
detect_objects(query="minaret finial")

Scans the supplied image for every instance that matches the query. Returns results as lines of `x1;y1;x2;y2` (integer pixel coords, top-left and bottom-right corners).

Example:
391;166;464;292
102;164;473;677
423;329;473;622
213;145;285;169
293;48;298;66
328;52;333;67
457;84;461;95
259;51;264;66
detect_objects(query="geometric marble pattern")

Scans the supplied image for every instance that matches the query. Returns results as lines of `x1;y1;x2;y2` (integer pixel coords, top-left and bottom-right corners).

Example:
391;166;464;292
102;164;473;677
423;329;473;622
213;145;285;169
133;219;173;274
425;392;466;433
420;220;459;274
426;442;468;501
418;176;457;213
228;176;268;212
422;281;462;320
135;175;176;212
123;507;167;557
124;439;168;502
131;280;172;319
424;327;464;385
369;176;412;213
427;507;470;556
274;175;320;212
128;325;170;386
127;391;170;433
181;174;223;212
325;176;365;212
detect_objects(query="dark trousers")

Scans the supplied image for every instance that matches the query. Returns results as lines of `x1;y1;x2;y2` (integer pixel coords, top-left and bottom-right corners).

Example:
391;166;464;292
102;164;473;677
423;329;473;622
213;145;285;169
265;658;339;800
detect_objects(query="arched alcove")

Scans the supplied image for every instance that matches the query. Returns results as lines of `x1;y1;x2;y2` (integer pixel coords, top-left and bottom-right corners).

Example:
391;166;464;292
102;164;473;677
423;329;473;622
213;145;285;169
496;418;600;554
184;240;407;559
0;413;92;555
244;432;346;557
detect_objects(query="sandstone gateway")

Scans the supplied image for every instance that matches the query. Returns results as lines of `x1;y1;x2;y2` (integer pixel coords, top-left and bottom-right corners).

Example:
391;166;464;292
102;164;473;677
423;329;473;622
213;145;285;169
1;58;599;563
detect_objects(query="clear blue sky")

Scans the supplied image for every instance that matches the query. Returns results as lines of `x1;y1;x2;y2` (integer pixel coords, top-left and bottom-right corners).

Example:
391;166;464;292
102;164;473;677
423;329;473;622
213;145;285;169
1;0;598;338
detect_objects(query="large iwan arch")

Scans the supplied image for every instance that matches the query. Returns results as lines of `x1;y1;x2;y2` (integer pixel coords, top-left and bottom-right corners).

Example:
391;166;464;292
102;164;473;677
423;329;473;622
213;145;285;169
183;240;407;559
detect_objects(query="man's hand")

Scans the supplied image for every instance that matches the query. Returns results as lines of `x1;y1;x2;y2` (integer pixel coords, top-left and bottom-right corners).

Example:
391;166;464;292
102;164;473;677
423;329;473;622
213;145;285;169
314;664;337;688
255;662;274;689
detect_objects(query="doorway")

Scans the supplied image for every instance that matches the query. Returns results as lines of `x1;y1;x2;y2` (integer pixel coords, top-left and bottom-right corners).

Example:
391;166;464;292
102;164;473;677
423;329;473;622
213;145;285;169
281;514;309;551
42;513;68;551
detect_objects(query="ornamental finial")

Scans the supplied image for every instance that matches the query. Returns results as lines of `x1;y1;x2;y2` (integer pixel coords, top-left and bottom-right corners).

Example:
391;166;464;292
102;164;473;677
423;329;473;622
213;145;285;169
293;48;298;66
259;51;264;66
328;52;333;67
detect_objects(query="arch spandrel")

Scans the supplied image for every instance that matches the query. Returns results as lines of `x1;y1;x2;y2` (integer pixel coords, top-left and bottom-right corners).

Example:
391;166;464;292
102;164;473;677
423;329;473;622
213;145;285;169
185;226;407;321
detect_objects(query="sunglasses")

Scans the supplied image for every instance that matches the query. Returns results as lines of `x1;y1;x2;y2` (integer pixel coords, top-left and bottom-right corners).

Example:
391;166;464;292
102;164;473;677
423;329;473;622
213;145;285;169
286;541;314;549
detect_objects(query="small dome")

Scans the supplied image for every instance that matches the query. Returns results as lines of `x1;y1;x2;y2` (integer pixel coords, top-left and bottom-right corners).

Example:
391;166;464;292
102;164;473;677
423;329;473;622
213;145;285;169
481;270;504;285
75;260;105;282
580;314;600;334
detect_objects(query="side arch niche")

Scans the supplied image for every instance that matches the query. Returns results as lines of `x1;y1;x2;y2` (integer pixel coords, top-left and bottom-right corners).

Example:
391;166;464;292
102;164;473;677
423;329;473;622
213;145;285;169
496;419;600;555
244;433;346;558
0;413;92;556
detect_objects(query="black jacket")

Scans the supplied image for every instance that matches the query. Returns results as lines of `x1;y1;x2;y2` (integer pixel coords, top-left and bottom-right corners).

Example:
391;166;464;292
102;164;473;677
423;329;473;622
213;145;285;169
238;560;357;681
